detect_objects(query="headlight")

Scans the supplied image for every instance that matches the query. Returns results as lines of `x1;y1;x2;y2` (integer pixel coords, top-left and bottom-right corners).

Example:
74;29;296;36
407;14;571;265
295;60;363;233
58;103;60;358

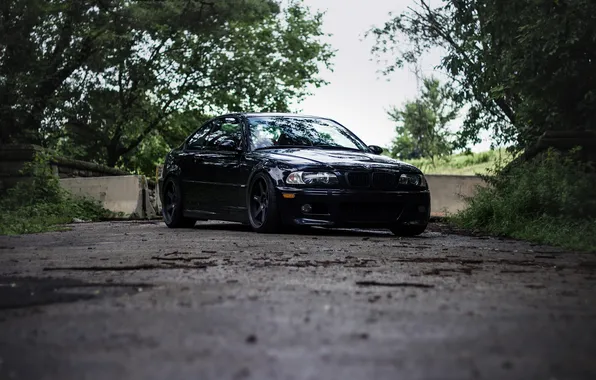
399;173;427;188
286;171;339;186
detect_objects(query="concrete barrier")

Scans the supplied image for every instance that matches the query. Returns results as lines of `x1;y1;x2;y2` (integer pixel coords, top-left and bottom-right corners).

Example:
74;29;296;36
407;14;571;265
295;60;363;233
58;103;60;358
425;174;486;216
60;175;156;219
0;144;130;192
155;165;164;215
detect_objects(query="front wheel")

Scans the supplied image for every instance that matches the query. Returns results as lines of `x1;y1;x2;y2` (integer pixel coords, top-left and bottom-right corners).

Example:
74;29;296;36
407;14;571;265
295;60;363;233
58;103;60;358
162;178;196;228
389;224;428;237
247;172;281;233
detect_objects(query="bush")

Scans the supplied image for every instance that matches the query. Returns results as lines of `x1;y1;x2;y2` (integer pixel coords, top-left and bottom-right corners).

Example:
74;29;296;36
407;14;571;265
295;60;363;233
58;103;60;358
0;151;115;235
451;148;596;251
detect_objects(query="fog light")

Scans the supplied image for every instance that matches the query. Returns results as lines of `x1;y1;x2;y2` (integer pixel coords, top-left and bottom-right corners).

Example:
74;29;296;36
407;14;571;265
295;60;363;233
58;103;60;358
301;204;313;213
418;206;426;212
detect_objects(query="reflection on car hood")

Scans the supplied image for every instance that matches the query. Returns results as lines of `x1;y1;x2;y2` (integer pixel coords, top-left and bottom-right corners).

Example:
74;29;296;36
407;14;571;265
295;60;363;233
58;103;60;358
255;148;421;173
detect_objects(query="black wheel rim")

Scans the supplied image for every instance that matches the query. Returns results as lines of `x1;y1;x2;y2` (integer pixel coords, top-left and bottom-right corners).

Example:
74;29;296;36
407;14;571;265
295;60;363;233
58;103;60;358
249;179;269;227
164;183;177;223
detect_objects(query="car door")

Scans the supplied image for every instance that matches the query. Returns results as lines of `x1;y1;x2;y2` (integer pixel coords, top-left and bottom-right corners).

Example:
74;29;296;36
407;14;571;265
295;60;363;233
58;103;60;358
198;116;250;218
179;120;214;212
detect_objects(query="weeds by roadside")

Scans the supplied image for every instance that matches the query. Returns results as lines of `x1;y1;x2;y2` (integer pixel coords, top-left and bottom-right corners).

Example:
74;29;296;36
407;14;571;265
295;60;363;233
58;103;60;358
0;151;115;235
450;148;596;252
402;149;514;175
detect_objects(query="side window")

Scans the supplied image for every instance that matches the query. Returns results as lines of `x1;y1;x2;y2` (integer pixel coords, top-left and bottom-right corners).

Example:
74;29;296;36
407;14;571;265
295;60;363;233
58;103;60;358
203;117;243;150
186;121;213;150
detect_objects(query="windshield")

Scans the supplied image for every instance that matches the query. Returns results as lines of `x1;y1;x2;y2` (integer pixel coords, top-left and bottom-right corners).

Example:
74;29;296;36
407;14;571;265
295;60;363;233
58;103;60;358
247;116;367;151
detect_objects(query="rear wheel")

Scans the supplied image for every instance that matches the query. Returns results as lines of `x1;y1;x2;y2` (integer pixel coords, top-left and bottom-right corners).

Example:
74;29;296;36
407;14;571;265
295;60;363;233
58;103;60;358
247;173;281;233
162;178;196;228
389;224;427;237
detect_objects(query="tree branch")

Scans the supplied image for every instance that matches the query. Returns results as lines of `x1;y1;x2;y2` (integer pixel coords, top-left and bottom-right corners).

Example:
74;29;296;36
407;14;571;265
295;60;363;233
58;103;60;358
33;27;107;120
117;73;193;158
410;0;516;125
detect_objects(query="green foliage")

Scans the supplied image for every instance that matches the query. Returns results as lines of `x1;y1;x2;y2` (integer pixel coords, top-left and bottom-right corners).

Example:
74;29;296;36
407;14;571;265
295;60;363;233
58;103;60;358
368;0;596;150
1;0;334;174
119;110;212;176
387;77;461;163
0;151;114;235
451;148;596;251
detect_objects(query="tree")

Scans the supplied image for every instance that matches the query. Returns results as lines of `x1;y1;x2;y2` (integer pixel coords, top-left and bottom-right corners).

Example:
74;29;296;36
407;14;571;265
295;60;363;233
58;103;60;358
1;0;335;172
388;77;460;164
120;110;214;176
1;0;270;144
368;0;596;151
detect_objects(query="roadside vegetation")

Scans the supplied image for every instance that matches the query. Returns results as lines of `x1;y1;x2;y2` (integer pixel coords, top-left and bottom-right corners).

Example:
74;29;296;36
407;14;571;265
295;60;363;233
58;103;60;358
0;152;114;235
451;148;596;251
396;149;513;176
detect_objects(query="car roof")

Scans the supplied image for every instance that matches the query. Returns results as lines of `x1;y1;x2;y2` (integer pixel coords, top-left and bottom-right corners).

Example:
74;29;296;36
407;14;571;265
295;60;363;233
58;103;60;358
220;112;332;120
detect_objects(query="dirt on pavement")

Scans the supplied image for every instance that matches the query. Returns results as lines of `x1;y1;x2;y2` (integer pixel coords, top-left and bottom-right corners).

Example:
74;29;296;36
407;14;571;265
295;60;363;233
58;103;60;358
0;221;595;380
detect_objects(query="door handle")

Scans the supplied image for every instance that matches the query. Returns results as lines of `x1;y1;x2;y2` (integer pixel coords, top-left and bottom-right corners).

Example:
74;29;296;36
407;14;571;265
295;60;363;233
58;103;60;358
192;155;203;162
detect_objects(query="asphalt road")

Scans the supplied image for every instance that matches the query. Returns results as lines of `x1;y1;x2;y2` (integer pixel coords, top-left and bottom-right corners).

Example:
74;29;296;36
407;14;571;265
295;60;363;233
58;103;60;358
0;221;595;380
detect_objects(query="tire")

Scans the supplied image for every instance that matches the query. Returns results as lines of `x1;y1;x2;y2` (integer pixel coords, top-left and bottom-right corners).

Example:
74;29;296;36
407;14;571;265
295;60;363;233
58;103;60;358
162;178;196;228
389;224;428;237
247;172;281;233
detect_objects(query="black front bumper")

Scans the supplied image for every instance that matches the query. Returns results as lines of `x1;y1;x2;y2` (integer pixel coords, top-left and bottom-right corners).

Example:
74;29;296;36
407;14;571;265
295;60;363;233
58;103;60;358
276;187;431;228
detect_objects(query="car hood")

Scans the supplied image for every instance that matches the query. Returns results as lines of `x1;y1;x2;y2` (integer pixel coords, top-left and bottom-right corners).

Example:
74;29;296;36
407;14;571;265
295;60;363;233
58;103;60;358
254;148;422;173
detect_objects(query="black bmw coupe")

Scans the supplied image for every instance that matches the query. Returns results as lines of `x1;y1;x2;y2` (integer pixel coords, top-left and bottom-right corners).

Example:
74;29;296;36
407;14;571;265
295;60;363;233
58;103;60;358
158;113;431;236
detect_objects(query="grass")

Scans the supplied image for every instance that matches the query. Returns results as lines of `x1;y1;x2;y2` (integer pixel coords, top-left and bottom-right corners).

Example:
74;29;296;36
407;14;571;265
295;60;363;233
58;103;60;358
449;148;596;252
0;151;116;235
397;149;514;175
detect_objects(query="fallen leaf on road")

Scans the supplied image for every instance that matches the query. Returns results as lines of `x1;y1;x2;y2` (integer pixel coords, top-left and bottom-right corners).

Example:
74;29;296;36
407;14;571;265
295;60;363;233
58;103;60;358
460;259;483;265
355;281;434;289
525;284;546;289
152;256;193;262
315;260;347;266
152;256;212;262
43;264;208;271
578;261;596;268
535;255;556;259
164;251;191;256
500;269;534;274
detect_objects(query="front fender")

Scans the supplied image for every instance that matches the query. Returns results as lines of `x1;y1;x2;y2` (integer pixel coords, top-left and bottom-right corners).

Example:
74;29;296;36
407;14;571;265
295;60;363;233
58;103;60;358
247;158;290;188
163;152;182;179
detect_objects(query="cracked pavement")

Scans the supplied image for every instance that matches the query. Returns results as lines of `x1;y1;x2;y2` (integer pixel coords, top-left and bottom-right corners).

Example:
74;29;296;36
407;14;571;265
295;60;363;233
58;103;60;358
0;221;595;380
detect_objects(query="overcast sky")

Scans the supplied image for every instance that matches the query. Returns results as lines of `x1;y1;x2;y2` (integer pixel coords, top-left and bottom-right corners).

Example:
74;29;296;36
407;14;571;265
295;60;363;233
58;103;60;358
292;0;492;152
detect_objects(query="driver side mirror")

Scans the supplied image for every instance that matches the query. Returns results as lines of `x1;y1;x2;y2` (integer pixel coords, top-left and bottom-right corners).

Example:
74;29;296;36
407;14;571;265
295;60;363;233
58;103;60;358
218;139;243;152
368;145;384;155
